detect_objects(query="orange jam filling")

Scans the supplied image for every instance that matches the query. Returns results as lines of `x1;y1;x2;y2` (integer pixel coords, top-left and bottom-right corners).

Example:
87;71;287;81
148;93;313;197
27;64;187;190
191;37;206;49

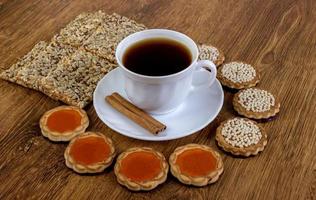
119;151;162;182
47;109;82;133
175;148;217;177
69;136;111;165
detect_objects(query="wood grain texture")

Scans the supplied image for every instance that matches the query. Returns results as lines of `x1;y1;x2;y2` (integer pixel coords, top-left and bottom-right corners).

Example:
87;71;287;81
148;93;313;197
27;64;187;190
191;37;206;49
0;0;315;199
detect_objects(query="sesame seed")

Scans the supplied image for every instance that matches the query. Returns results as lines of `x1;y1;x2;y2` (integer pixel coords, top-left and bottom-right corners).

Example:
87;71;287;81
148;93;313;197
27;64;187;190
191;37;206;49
198;44;219;62
238;88;275;112
221;62;256;83
221;118;262;148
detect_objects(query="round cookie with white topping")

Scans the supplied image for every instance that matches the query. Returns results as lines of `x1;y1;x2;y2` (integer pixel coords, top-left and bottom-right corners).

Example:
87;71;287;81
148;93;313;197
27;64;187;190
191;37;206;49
233;88;280;119
198;44;225;66
216;118;267;157
217;62;260;89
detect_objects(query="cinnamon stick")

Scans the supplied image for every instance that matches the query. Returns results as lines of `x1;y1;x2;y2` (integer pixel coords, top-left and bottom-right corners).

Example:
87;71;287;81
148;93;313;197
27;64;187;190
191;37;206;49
111;92;166;131
105;93;166;134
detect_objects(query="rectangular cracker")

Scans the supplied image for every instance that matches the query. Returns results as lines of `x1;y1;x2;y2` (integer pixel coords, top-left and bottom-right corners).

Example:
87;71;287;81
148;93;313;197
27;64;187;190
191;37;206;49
0;41;48;84
83;13;146;63
52;11;106;47
40;49;116;108
15;41;76;90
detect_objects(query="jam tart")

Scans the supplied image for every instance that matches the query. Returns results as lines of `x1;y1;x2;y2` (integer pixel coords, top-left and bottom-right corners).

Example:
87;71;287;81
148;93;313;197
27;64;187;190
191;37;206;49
114;147;168;191
169;144;223;186
64;132;116;173
216;118;267;157
40;106;89;141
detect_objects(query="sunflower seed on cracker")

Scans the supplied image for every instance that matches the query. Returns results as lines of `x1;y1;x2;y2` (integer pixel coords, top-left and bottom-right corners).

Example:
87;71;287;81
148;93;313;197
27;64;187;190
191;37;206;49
40;49;116;107
16;41;76;90
83;13;146;62
52;11;107;47
0;41;48;84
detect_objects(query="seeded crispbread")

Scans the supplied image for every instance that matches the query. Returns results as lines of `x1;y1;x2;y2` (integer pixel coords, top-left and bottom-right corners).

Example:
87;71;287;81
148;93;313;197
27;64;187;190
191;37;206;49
40;49;116;108
16;41;76;90
52;11;106;47
0;41;48;84
217;61;260;89
198;44;225;67
216;117;267;157
83;13;146;63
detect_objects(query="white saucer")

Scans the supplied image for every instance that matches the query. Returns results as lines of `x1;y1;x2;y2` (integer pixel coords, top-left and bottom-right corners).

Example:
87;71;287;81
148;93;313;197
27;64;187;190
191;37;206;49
93;68;224;141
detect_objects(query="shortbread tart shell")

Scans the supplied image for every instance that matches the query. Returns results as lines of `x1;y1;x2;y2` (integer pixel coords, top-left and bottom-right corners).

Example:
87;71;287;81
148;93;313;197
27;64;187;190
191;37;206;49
233;90;281;119
217;62;260;89
64;132;116;173
215;118;267;157
169;144;223;187
40;106;89;142
214;50;225;67
114;147;169;191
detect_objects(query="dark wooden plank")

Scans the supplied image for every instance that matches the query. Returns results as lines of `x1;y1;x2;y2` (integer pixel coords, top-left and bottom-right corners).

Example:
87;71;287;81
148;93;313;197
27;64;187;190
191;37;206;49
0;0;315;199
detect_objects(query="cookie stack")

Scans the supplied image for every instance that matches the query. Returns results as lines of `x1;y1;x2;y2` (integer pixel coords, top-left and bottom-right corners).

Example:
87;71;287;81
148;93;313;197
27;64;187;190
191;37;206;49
215;61;280;157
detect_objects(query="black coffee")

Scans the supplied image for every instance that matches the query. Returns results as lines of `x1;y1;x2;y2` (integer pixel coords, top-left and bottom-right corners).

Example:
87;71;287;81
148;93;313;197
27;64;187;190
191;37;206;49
123;38;192;76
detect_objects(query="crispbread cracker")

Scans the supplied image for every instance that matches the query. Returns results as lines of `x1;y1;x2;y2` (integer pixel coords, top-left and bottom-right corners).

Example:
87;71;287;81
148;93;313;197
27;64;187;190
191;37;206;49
83;13;146;62
40;49;116;107
0;41;47;84
16;41;76;90
52;11;106;47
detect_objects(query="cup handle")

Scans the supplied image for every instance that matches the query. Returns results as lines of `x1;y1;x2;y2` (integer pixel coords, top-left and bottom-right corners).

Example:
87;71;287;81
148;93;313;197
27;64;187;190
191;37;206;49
191;60;217;90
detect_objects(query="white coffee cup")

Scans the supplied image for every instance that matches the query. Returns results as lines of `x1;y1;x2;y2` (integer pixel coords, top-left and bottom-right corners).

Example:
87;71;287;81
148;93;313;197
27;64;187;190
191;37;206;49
116;29;217;115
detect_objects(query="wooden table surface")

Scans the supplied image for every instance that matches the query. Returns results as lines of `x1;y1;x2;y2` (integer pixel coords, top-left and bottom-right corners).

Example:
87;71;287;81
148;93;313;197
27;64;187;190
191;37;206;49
0;0;315;199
